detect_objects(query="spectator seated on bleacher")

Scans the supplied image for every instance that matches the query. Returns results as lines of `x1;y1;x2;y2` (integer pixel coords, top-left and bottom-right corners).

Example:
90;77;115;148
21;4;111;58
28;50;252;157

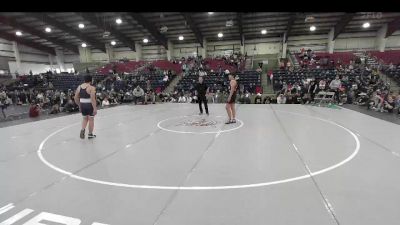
177;92;187;103
102;97;110;107
254;93;262;104
277;93;286;104
239;91;251;104
132;86;145;105
144;90;156;105
49;102;60;114
29;102;41;118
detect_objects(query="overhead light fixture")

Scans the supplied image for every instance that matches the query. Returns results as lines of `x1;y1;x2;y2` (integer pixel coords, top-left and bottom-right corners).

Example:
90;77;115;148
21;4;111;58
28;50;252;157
208;12;214;15
261;29;267;34
78;23;85;29
218;32;223;38
45;27;51;33
81;43;87;48
15;31;22;36
178;35;184;41
143;38;149;43
111;41;116;46
116;18;122;24
310;26;316;31
362;22;370;28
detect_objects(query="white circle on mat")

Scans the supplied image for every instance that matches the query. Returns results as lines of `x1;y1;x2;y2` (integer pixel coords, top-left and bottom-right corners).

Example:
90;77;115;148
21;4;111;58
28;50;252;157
37;110;360;190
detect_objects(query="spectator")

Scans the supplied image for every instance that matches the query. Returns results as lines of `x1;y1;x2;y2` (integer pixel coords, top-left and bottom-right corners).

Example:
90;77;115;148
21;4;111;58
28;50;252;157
0;93;8;118
254;93;262;104
29;102;40;118
49;102;60;114
63;98;78;113
163;74;169;83
383;94;395;113
277;94;286;104
102;97;110;107
132;86;144;105
178;93;187;103
329;76;342;103
144;90;156;105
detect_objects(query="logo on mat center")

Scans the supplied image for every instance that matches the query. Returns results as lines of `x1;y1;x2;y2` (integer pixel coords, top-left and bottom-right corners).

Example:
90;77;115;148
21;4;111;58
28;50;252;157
176;118;218;127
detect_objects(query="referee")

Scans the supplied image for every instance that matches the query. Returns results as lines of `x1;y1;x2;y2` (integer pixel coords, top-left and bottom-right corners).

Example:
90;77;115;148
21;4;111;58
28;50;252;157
196;76;209;115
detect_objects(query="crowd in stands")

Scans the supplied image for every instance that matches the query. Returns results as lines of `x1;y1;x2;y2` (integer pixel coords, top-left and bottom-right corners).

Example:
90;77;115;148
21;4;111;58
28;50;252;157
269;55;400;115
1;50;399;121
169;53;262;105
0;62;173;119
295;49;358;69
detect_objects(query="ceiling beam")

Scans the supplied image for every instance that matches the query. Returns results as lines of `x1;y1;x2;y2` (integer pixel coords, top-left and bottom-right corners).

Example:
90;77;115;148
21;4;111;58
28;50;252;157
237;13;244;46
284;14;296;43
0;32;55;55
79;13;135;52
26;13;107;53
0;15;79;54
333;13;356;40
385;16;400;38
127;13;168;49
181;13;203;47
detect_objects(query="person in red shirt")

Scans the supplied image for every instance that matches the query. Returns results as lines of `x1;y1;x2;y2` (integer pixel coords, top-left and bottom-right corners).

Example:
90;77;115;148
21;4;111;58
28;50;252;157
29;102;40;118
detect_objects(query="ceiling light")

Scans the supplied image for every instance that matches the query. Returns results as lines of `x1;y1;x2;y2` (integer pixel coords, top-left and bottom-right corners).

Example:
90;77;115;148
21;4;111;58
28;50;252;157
45;27;51;33
178;35;184;41
116;18;122;24
208;12;214;15
81;43;87;48
310;26;316;31
78;23;85;29
218;32;223;38
261;29;267;34
15;31;22;36
362;22;370;28
143;38;149;43
111;41;116;46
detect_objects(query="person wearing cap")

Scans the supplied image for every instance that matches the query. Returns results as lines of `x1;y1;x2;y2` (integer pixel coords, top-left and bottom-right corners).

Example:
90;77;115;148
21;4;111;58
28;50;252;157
74;75;97;139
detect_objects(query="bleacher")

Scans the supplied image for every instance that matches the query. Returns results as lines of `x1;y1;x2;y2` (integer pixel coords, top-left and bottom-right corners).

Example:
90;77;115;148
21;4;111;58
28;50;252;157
272;68;372;91
97;61;146;74
175;70;261;94
48;74;106;91
176;73;226;93
385;67;400;86
152;60;181;74
204;58;239;73
366;50;400;86
122;72;176;93
295;51;356;68
368;50;400;65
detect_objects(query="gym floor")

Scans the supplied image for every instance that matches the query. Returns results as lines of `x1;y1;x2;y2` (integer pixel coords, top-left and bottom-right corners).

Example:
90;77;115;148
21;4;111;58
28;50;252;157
1;103;399;225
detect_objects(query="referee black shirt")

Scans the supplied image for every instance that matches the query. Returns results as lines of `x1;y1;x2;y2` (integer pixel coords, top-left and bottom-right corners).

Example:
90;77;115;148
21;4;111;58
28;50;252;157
196;82;208;98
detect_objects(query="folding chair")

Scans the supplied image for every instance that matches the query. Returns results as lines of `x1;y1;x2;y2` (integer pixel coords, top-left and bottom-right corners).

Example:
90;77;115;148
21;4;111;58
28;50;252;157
314;91;335;107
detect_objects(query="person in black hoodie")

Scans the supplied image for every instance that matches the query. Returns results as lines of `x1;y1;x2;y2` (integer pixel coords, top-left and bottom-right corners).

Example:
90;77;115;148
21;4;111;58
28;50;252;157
196;76;209;115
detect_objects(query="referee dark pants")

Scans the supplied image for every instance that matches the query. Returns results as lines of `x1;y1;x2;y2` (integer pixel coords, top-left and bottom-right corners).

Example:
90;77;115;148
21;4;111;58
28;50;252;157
198;96;208;114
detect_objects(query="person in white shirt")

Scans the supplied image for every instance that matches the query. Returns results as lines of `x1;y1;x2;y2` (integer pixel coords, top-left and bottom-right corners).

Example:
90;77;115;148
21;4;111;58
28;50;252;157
178;94;187;103
163;75;169;82
102;97;110;107
132;86;144;105
277;94;286;104
329;76;342;103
